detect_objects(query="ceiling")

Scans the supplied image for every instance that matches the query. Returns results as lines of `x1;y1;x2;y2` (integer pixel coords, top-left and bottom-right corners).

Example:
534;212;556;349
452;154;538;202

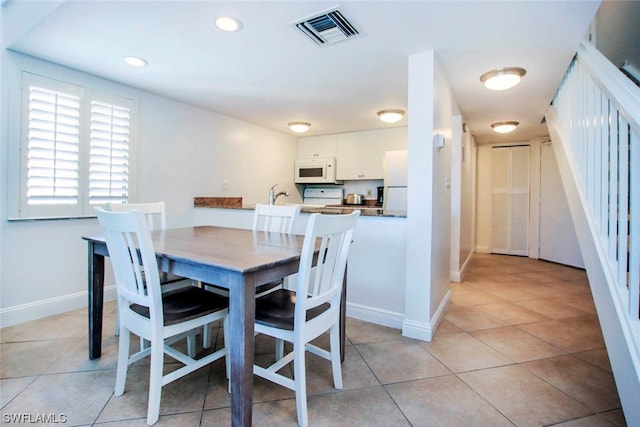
3;0;601;143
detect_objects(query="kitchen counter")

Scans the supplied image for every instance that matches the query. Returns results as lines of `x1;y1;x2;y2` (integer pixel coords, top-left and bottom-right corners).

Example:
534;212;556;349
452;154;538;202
296;205;406;218
193;197;406;218
192;197;408;330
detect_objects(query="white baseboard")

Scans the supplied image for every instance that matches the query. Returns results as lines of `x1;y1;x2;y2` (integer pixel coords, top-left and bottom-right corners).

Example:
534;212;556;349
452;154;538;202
0;285;117;328
475;245;490;253
456;251;474;281
451;250;474;282
402;318;433;341
401;289;451;342
346;302;404;330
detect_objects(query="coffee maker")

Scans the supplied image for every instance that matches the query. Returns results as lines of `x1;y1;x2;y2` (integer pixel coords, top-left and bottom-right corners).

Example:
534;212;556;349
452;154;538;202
376;186;384;206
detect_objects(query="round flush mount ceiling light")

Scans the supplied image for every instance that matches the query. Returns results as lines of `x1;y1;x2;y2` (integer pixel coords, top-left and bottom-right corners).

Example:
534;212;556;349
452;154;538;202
215;16;242;32
480;67;526;91
377;109;405;123
124;56;148;67
491;121;519;134
288;121;311;133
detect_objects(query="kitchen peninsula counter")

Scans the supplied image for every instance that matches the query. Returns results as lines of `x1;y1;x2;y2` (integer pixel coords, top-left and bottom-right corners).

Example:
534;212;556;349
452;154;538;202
192;197;408;331
193;197;406;218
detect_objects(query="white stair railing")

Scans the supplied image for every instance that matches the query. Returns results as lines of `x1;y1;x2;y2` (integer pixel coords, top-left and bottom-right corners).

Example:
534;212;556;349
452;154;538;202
547;40;640;425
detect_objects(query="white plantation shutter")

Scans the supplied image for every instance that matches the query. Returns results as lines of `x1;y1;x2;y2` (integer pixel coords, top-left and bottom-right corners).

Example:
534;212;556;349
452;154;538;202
26;86;81;205
14;73;136;219
89;101;130;204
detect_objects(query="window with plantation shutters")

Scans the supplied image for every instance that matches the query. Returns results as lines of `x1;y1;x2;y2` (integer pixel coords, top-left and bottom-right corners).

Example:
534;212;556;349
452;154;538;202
89;101;130;205
26;86;81;206
12;73;136;220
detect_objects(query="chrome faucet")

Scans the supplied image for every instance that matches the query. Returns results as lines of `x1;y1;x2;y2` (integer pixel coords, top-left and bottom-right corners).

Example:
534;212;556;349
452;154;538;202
268;184;289;205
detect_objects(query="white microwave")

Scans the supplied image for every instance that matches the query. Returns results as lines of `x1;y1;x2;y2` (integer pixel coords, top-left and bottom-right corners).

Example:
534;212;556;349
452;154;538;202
294;157;341;184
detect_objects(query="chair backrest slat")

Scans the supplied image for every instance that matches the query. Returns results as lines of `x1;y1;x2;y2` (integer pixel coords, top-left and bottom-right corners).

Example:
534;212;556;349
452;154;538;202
252;203;301;234
107;201;167;230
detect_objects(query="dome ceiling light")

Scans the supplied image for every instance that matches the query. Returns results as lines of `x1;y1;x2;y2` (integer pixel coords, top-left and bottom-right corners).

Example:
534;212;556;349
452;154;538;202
491;121;519;134
215;16;242;32
480;67;526;91
124;56;148;67
288;121;311;133
377;109;405;123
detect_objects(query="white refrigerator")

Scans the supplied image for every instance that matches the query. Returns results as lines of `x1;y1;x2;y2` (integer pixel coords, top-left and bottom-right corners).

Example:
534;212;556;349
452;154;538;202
382;149;408;211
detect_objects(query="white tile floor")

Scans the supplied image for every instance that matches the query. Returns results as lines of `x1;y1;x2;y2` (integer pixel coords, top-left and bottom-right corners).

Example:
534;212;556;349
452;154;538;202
0;254;627;426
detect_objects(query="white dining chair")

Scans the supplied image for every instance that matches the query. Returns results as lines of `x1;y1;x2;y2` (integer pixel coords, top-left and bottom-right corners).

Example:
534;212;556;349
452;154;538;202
107;201;166;229
252;203;301;234
252;203;302;296
107;202;196;349
202;203;301;350
107;202;191;290
252;211;360;427
95;207;229;426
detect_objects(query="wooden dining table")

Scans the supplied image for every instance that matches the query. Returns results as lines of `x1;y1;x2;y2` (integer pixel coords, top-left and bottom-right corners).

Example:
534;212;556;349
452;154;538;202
82;225;346;426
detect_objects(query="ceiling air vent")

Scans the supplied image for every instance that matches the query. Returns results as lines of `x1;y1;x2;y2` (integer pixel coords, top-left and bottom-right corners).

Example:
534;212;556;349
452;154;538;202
293;8;360;46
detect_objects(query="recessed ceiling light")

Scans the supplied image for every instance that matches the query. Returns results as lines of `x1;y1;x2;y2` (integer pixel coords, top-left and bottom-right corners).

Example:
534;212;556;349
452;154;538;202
288;121;311;133
377;109;405;123
124;56;148;67
215;16;242;32
491;121;519;134
480;67;526;91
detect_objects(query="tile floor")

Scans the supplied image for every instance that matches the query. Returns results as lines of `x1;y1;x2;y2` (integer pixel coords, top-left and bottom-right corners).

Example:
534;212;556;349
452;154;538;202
0;254;627;426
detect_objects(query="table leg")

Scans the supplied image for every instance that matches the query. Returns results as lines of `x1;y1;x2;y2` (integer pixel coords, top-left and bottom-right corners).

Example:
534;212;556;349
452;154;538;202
228;273;256;426
88;241;105;359
340;264;347;363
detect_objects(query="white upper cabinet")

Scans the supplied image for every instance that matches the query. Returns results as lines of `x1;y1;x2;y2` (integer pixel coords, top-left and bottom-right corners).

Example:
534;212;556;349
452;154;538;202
336;127;407;180
297;135;337;158
336;132;364;179
297;127;407;180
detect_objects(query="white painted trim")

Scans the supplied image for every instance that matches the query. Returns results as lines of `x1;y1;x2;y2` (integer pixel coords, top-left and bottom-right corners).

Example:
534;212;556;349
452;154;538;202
459;250;474;281
451;249;474;282
470;136;478;261
402;289;451;342
0;285;117;327
475;245;490;253
547;108;640;425
402;318;433;341
577;41;640;132
346;302;404;330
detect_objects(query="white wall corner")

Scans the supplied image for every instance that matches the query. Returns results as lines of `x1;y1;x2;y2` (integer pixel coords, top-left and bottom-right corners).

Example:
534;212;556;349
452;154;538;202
450;270;462;282
402;289;451;342
475;245;490;253
405;49;435;339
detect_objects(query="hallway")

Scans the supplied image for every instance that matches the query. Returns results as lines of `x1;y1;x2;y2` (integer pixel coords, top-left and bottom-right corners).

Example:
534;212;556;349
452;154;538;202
0;254;626;426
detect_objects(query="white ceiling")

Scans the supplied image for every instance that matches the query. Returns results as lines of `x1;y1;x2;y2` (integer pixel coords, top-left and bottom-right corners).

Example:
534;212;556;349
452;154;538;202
3;0;601;143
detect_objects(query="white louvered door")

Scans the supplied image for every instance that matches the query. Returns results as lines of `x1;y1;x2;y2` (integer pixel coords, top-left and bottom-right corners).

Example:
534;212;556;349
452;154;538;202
491;145;530;256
